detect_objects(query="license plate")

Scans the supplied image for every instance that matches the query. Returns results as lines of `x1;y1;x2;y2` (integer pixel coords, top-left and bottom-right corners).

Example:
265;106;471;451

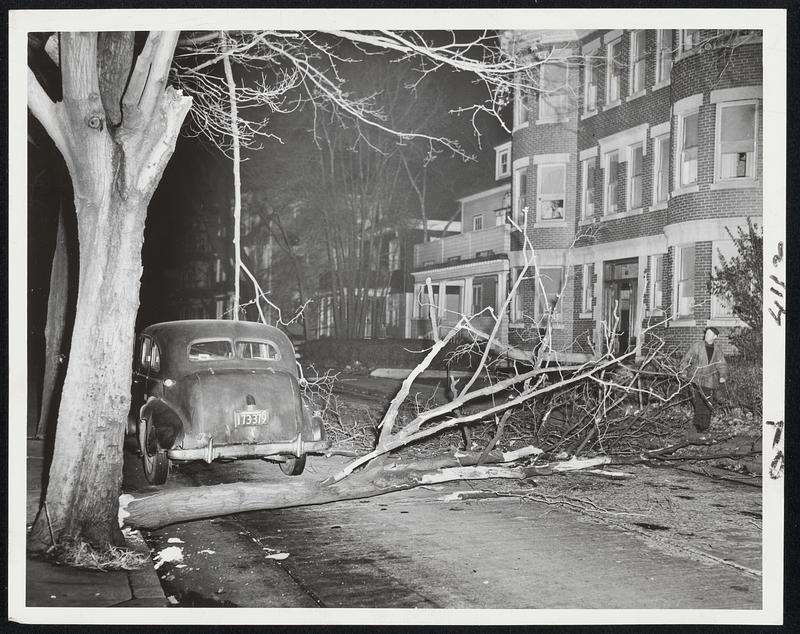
235;409;270;427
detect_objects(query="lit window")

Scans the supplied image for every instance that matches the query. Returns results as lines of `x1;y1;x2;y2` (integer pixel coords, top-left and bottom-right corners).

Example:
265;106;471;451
653;134;671;203
539;62;568;121
582;264;593;313
629;142;644;209
711;240;738;319
536;164;566;220
514;85;528;128
678;111;699;188
655;30;673;84
675;245;695;318
606;39;622;104
513;165;528;224
473;214;484;231
535;268;564;323
581;158;596;218
716;102;757;180
680;29;700;52
649;254;664;312
630;31;647;94
583;56;597;113
604;150;619;214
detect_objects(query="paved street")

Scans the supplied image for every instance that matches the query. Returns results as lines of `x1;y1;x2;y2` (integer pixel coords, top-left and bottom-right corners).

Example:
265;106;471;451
128;448;762;610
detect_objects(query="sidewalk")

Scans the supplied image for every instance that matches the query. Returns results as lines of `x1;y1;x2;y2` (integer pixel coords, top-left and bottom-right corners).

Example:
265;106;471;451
25;439;168;607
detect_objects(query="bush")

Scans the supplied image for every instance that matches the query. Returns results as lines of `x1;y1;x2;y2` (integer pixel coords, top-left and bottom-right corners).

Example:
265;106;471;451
722;360;762;417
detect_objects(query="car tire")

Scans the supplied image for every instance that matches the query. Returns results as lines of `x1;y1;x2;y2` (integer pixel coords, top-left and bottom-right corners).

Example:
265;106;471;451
279;455;306;476
139;417;169;485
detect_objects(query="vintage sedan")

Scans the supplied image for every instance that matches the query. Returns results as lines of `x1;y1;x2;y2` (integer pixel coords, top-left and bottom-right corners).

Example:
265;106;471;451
129;319;328;484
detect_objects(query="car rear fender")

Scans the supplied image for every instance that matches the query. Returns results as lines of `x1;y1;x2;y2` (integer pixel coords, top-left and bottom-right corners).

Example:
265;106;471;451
140;397;185;451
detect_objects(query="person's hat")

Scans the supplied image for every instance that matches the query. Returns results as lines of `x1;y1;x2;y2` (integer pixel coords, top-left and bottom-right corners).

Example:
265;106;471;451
704;326;720;336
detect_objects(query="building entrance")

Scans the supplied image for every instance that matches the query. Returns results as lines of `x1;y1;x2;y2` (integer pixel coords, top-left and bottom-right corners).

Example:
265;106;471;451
603;258;638;354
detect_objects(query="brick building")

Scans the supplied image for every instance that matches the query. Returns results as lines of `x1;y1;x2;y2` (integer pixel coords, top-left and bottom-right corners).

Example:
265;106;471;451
410;28;762;361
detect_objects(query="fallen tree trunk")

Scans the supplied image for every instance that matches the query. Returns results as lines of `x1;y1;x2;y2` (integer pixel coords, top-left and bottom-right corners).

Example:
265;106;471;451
121;446;543;530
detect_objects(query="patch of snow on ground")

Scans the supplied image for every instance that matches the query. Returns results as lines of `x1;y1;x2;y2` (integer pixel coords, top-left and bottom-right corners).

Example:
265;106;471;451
167;537;185;544
265;552;290;560
197;549;216;555
153;546;184;569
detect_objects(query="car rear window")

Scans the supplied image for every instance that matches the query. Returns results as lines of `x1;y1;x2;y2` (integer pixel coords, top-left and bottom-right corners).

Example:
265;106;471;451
188;339;234;361
236;340;282;361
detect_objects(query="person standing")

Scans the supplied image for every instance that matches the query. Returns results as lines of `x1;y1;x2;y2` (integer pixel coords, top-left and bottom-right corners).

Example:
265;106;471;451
680;326;728;441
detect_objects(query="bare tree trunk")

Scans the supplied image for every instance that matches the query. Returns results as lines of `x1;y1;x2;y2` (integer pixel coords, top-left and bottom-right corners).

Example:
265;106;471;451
28;31;191;550
36;201;74;439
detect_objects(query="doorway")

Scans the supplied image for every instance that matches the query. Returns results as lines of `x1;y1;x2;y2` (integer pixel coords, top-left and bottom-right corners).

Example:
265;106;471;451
603;258;638;354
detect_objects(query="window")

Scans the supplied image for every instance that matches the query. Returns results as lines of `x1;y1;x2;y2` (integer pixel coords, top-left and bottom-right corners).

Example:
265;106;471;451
215;257;226;284
649;254;664;312
139;336;152;369
535;268;564;322
188;339;235;361
473;214;484;231
711;241;738;319
716;102;757;180
237;340;282;361
513;165;528;224
443;284;462;318
604;150;619;214
653;134;671;204
582;264;593;314
583;57;598;113
539;62;568;121
629;30;647;95
655;30;673;84
495;144;511;178
415;285;439;319
628;142;644;209
606;39;622;104
675;245;695;318
472;283;483;315
536;164;566;220
150;343;161;373
581;158;596;218
680;29;700;52
678;111;699;188
514;86;528;128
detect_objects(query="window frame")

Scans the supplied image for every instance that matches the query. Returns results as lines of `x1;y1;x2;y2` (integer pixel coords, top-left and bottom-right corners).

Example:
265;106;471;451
580;157;596;219
534;267;564;324
538;61;569;122
714;100;758;183
472;214;484;231
629;30;647;96
604;150;620;215
583;55;598;114
679;29;701;53
628;142;645;210
513;163;529;225
649;254;664;314
513;84;528;129
653;133;671;205
495;143;511;179
581;263;593;315
674;244;696;319
677;110;699;189
655;30;673;85
605;38;622;105
536;163;566;221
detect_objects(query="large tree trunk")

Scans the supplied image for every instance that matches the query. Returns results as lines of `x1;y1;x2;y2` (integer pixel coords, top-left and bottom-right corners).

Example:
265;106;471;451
27;31;191;550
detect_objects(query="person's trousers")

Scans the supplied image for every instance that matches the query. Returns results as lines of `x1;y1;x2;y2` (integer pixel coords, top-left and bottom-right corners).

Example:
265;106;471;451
692;385;715;431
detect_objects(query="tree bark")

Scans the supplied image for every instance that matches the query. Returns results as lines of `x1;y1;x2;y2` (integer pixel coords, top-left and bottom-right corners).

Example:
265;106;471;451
121;448;541;530
36;201;75;439
28;31;191;550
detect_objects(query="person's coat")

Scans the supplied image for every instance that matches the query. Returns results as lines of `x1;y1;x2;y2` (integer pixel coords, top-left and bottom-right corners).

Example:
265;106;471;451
680;340;728;389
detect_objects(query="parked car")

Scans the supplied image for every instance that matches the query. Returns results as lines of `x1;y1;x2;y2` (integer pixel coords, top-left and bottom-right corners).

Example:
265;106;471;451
129;319;328;484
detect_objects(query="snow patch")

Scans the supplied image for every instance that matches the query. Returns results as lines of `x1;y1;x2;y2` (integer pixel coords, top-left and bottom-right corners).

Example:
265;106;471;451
117;494;135;528
438;490;474;502
265;552;290;560
153;546;184;569
197;549;216;555
167;537;185;544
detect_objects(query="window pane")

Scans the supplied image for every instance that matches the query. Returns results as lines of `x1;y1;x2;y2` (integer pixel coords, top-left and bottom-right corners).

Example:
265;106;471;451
683;113;698;147
537;268;563;317
237;340;281;360
445;285;462;315
657;136;670;201
540;165;564;194
188;340;234;361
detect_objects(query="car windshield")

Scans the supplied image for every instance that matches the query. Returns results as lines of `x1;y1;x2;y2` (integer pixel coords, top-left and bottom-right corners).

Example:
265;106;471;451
188;339;234;361
236;340;282;361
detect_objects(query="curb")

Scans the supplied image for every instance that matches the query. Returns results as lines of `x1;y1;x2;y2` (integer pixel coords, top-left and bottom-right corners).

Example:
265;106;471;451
118;529;168;607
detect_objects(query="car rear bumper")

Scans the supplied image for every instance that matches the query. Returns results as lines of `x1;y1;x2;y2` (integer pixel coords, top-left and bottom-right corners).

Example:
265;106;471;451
167;435;330;463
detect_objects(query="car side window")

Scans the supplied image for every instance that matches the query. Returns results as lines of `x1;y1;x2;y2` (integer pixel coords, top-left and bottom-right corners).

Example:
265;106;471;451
139;336;152;371
150;343;161;373
236;340;282;361
188;339;234;361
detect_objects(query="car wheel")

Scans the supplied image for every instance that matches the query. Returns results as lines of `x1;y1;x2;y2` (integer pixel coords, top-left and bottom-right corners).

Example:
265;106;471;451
138;417;169;485
279;455;306;476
